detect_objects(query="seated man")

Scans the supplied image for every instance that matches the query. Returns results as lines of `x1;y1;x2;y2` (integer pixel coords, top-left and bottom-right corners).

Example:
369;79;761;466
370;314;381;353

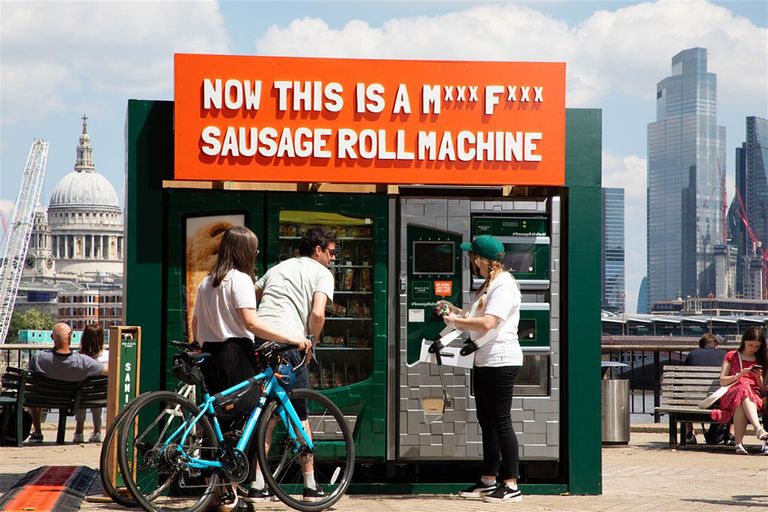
26;323;108;443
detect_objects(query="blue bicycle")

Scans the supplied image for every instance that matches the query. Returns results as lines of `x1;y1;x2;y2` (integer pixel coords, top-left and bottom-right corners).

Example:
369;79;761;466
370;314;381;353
117;340;355;512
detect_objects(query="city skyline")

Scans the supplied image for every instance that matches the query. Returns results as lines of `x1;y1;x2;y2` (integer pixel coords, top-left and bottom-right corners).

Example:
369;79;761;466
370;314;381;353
732;116;768;298
1;0;767;313
647;48;725;305
602;187;625;312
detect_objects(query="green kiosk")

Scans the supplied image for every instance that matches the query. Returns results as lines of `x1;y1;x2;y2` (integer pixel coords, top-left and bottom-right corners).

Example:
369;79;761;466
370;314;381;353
124;54;602;494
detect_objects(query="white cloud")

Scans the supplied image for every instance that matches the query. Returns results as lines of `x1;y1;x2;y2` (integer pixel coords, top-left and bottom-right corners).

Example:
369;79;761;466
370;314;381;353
256;0;767;109
603;151;647;313
0;0;230;123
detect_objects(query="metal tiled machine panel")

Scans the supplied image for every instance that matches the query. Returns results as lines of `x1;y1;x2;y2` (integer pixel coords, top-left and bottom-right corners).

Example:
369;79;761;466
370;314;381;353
397;197;560;461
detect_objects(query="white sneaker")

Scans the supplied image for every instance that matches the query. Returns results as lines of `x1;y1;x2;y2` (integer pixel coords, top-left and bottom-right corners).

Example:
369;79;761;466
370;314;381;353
89;431;102;443
762;441;768;455
72;433;84;444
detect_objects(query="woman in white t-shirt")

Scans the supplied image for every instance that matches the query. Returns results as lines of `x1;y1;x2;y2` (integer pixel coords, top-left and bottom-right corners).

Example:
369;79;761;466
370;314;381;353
438;235;523;504
192;226;310;512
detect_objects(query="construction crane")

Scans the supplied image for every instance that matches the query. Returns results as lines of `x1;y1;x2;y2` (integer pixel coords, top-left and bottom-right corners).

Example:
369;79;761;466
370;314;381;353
0;140;49;342
733;187;768;299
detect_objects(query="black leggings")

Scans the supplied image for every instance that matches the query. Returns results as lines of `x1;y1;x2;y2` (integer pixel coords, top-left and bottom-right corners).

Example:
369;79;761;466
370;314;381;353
473;365;521;480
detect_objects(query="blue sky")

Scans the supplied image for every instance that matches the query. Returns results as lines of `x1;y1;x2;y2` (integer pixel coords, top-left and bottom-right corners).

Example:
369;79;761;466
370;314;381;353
1;0;767;312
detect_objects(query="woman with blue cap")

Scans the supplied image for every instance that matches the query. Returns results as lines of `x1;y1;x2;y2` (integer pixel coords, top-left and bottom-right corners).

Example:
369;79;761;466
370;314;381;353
437;234;523;503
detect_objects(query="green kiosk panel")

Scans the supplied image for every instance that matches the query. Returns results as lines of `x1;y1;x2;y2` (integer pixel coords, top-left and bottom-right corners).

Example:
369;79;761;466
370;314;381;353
406;225;462;365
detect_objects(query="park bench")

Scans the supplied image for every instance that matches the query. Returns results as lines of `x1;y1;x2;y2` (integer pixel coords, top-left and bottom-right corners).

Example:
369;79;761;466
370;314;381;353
654;365;723;448
0;367;107;446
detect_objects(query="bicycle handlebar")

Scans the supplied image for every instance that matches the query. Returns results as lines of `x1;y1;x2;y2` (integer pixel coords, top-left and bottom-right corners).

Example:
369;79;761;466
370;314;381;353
291;335;316;372
255;336;316;373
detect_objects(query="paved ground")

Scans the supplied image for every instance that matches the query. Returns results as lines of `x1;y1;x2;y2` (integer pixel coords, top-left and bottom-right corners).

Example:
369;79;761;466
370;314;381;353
1;425;766;512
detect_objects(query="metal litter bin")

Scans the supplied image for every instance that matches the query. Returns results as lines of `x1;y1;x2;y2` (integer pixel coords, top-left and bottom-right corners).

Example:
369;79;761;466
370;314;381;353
601;361;630;444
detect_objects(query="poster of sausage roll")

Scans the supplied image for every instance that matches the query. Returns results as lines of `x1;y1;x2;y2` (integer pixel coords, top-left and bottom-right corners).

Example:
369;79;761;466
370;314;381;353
184;214;246;338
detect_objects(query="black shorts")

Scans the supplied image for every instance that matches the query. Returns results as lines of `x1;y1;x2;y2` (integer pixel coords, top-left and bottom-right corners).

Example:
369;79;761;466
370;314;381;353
253;341;309;420
200;338;261;429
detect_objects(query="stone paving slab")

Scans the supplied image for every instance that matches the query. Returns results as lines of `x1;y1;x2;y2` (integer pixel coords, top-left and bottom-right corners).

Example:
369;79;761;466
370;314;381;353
1;427;766;511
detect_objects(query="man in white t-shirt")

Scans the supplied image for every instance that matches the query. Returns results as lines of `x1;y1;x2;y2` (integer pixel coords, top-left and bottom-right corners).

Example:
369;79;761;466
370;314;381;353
255;226;336;343
247;225;336;502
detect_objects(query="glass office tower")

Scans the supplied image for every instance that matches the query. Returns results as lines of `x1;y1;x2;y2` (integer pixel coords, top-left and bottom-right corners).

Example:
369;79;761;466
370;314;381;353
602;188;625;312
647;48;726;305
734;116;768;298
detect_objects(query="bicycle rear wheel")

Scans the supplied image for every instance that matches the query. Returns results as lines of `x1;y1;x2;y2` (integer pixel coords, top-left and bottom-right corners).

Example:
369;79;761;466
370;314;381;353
118;391;220;512
256;388;355;512
100;398;139;507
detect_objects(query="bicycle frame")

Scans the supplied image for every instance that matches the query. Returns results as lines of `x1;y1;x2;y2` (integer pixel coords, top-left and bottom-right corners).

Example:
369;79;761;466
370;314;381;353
162;366;315;471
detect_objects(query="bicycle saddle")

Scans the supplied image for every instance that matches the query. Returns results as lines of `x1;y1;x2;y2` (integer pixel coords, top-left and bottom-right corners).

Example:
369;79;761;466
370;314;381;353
176;351;211;366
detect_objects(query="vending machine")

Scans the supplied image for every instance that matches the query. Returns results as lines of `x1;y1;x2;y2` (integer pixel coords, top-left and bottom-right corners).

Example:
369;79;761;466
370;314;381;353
126;90;602;492
393;195;561;465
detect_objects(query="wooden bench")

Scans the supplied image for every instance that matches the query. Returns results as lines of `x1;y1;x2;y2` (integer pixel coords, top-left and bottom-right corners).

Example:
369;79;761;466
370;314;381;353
0;367;108;446
654;365;723;448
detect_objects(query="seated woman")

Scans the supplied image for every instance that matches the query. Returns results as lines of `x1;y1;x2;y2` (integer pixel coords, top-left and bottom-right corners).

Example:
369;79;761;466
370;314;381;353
711;326;767;454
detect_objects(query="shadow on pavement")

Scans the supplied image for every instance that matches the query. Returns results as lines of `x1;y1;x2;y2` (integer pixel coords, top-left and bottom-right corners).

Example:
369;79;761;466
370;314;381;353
682;495;768;507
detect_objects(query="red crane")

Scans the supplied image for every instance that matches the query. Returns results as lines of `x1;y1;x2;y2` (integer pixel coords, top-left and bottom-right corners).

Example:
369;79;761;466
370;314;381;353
734;188;768;298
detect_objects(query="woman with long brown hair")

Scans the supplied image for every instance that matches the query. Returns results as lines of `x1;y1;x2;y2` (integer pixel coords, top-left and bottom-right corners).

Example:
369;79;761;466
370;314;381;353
192;226;310;512
437;235;523;503
711;326;768;454
74;322;108;443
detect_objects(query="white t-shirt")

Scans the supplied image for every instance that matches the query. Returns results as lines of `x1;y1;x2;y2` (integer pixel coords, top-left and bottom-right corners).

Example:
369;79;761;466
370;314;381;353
469;271;523;367
255;257;334;338
194;269;257;342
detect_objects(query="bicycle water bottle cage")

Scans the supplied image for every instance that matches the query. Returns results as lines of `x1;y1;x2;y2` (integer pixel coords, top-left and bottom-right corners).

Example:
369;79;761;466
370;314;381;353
276;363;296;386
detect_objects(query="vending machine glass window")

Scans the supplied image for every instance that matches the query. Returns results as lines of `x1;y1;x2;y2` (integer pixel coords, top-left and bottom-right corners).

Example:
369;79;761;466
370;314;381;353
277;211;373;391
518;318;537;342
506;252;535;274
516;353;550;396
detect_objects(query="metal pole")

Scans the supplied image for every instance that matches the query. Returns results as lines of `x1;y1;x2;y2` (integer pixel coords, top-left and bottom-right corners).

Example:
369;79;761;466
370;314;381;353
653;351;661;423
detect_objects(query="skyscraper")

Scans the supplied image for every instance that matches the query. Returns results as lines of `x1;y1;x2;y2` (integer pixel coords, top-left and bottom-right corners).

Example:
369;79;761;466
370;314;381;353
647;48;726;305
733;116;768;298
637;276;649;314
602;188;625;313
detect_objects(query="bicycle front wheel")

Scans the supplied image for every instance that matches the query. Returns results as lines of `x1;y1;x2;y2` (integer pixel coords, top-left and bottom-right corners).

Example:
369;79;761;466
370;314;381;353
118;391;220;512
256;388;355;512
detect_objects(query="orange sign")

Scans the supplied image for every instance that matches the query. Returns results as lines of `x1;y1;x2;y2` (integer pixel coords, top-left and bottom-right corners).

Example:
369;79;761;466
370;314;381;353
174;54;566;186
434;281;453;297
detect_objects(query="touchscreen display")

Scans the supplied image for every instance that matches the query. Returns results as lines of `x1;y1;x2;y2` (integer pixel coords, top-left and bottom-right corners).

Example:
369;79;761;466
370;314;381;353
413;241;454;274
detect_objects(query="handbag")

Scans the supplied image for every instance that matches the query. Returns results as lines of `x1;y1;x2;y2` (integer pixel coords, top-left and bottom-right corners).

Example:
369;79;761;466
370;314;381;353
697;352;742;409
698;384;733;409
